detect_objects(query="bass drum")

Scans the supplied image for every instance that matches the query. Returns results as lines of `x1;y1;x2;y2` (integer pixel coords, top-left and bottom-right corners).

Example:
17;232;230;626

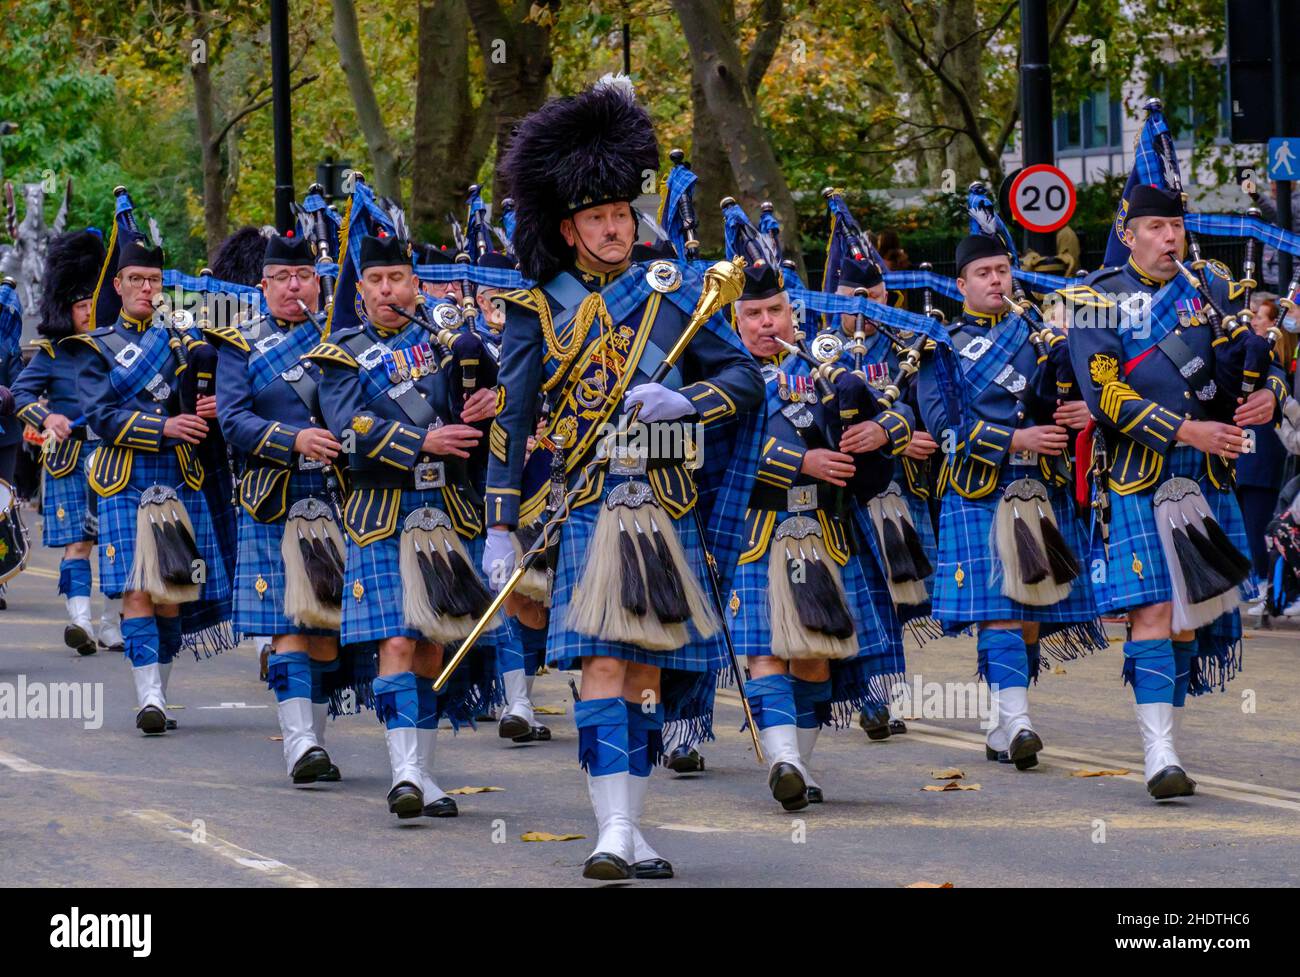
0;478;31;585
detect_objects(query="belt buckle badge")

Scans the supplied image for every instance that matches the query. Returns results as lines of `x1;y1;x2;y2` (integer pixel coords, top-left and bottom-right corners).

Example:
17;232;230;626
787;484;818;512
414;460;446;490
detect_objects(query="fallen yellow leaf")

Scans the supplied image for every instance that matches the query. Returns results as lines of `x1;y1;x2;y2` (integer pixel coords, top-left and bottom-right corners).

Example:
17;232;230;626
269;736;283;742
533;706;565;715
921;782;981;791
520;831;585;842
448;786;504;795
905;881;956;888
929;768;965;780
1053;665;1067;675
1071;768;1131;778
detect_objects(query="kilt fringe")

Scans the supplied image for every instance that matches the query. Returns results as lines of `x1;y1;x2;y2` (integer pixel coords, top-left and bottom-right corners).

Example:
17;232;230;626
183;618;236;660
1040;620;1108;663
828;669;904;730
661;667;718;754
325;649;378;718
903;614;943;645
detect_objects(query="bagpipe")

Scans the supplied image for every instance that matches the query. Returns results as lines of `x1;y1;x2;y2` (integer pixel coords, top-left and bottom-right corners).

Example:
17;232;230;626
1137;98;1274;409
291;182;342;310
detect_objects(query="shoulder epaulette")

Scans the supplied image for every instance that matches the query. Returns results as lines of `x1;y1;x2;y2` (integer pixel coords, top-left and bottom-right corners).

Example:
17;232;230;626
498;287;545;313
305;342;357;369
1057;283;1115;308
59;332;104;350
32;339;55;357
202;323;251;352
1083;266;1122;287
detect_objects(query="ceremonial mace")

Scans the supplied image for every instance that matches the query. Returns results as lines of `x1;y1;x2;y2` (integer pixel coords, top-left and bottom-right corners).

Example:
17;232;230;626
433;257;767;762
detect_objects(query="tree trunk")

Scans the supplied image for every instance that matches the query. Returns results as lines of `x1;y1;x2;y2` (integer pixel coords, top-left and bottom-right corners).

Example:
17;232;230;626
188;0;227;257
689;55;730;254
879;0;941;186
331;0;402;203
935;0;986;184
413;0;492;243
671;0;803;277
465;0;558;205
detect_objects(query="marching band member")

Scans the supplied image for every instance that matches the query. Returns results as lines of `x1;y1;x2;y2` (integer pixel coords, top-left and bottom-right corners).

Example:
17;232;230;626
484;76;764;879
1066;185;1283;799
65;238;234;734
917;232;1102;773
732;260;899;808
11;230;124;653
309;233;499;820
209;233;358;786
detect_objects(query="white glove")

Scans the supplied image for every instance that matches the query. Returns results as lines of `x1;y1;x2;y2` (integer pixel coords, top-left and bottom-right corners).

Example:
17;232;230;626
625;382;693;422
482;527;515;591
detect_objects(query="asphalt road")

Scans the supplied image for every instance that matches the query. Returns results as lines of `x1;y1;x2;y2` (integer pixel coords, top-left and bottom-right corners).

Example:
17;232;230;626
1;539;1297;888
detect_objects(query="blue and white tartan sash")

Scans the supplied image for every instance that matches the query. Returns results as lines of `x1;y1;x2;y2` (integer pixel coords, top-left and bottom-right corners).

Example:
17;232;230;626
247;316;323;396
107;325;175;401
955;313;1029;399
1115;271;1198;362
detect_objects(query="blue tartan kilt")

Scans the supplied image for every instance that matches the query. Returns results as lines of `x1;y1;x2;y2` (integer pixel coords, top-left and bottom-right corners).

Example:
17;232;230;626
95;450;233;604
546;472;728;675
204;465;239;585
40;444;96;547
727;507;901;722
233;468;336;638
340;486;499;646
901;484;937;597
932;466;1100;636
1097;445;1252;689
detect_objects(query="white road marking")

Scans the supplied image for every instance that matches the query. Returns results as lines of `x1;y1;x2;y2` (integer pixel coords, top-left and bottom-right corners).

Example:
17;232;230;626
656;823;728;833
714;690;1300;813
0;750;46;773
126;809;320;887
197;702;269;710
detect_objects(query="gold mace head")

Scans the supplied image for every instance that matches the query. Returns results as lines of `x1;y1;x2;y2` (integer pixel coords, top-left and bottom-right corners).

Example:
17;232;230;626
699;256;747;313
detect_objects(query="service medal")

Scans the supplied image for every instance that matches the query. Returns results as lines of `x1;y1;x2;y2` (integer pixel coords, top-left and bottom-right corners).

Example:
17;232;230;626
382;351;400;384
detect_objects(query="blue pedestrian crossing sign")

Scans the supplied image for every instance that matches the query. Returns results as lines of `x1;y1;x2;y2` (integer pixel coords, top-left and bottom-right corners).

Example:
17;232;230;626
1269;138;1300;181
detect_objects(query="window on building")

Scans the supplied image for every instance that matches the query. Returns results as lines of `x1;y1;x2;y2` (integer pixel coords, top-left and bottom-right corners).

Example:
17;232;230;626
1054;88;1123;153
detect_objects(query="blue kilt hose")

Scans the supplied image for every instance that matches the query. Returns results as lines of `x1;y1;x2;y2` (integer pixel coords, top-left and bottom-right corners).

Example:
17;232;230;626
728;508;900;728
1097;444;1253;691
341;487;500;728
932;466;1105;657
95;450;234;654
40;444;97;547
233;468;337;638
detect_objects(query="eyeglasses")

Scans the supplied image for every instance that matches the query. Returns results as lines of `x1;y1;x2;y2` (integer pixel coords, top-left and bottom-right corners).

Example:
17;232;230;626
123;274;163;289
267;270;317;285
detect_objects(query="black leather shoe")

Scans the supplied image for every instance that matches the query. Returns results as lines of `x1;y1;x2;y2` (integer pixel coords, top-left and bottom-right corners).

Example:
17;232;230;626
387;782;425;819
666;745;705;774
258;645;270;682
769;761;808;811
583;852;632;880
136;705;166;735
423;795;459;818
1147;765;1193;800
291;746;332;785
859;706;892;740
806;785;824;804
512;723;552;743
65;624;96;656
633;857;674;879
98;640;125;654
316;764;341;782
985;745;1005;761
1007;729;1043;770
888;719;907;734
498;713;531;739
164;717;178;731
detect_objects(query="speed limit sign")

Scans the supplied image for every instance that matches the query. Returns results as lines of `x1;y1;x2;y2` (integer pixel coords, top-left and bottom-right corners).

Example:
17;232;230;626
1009;164;1077;234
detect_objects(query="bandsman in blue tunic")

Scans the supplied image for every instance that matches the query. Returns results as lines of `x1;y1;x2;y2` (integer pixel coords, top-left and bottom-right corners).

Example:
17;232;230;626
731;259;903;809
1066;185;1283;800
11;230;125;654
64;238;235;734
308;233;500;821
917;232;1103;773
832;253;941;737
0;278;25;611
482;76;765;880
208;233;358;787
467;248;552;744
